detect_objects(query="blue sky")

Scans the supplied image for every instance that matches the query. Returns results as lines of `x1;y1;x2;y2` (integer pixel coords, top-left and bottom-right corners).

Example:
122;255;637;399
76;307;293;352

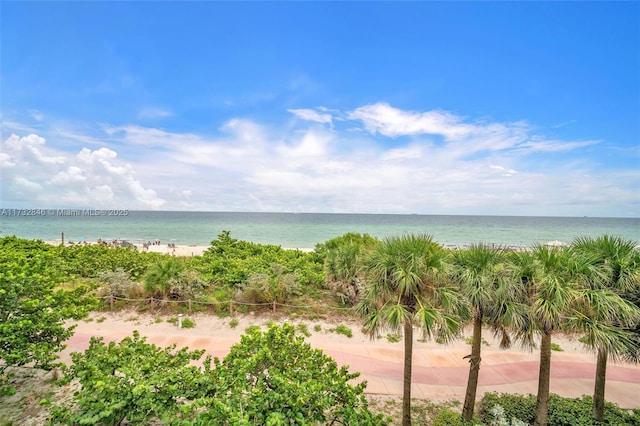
1;2;638;217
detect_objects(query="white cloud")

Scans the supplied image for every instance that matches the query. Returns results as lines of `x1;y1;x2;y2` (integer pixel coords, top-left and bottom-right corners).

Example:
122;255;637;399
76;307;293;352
13;176;43;192
490;164;518;177
516;138;600;153
348;102;476;139
288;108;333;125
1;133;165;209
0;102;633;217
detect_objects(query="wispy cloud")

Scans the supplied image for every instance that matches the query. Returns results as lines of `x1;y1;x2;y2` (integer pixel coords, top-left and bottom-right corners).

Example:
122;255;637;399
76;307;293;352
288;108;333;125
28;109;45;121
553;119;577;129
515;138;600;153
138;107;173;120
348;102;477;140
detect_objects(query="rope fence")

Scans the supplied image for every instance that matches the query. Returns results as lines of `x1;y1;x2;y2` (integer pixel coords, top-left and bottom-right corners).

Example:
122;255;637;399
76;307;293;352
97;295;356;313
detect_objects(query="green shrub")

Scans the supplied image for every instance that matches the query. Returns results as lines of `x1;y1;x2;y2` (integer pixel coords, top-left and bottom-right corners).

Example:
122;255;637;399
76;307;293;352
550;342;564;352
296;323;312;337
181;318;195;329
330;324;353;338
244;325;261;334
432;409;479;426
487;404;527;425
386;334;401;343
96;268;137;299
190;231;323;288
166;316;195;328
239;264;302;306
229;318;239;328
478;393;535;425
479;393;640;426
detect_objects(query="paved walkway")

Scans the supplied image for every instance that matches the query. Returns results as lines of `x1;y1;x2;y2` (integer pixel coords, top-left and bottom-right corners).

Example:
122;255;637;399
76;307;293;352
63;326;640;409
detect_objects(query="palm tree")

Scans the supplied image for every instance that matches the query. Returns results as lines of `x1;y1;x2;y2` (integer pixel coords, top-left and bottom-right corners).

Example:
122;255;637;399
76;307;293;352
507;246;582;426
356;234;468;426
144;258;184;301
451;244;527;421
570;235;640;421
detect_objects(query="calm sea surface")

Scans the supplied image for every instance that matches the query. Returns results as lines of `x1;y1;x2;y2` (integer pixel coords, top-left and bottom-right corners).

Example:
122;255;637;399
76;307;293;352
1;211;638;249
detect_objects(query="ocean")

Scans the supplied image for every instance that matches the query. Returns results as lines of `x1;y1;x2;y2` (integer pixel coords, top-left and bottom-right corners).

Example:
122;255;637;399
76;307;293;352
0;210;638;249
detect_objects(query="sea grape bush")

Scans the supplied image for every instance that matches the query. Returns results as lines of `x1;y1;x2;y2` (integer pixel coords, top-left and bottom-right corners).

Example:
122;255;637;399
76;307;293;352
48;323;388;425
190;231;324;288
49;331;206;425
0;262;97;395
193;323;387;425
53;243;163;279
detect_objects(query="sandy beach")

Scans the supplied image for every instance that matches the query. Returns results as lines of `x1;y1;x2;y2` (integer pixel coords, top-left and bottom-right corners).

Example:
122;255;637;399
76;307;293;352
45;240;312;256
144;243;210;256
62;311;640;409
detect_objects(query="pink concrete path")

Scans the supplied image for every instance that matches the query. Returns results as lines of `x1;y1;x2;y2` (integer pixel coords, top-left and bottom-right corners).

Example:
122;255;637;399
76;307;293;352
62;327;640;409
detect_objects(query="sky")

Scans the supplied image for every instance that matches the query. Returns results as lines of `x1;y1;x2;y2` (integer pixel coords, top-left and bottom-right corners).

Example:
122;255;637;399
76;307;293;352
1;2;638;217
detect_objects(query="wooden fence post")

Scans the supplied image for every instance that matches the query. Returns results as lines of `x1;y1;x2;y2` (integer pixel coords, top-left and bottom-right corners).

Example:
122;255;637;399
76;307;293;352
272;300;276;313
188;299;192;313
229;300;234;315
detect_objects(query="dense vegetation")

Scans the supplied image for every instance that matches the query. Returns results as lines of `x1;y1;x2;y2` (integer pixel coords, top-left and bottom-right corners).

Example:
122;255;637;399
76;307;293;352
0;233;639;425
0;237;97;396
49;323;387;425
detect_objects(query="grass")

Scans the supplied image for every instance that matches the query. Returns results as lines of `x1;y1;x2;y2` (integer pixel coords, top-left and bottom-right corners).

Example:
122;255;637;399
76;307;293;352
385;334;401;343
366;396;463;426
329;324;352;338
181;318;196;329
229;318;239;328
296;323;312;337
465;336;490;347
550;342;564;352
166;316;196;328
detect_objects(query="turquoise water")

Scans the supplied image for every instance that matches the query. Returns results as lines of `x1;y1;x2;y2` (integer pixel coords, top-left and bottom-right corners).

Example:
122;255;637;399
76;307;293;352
1;211;638;249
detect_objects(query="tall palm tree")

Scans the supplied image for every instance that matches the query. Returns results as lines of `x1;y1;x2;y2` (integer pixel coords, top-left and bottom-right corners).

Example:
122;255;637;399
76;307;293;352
356;234;468;426
570;235;640;421
451;244;527;421
507;246;581;426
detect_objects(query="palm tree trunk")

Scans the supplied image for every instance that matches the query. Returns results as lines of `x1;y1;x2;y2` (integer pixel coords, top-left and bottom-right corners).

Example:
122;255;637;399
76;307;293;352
534;330;552;426
402;319;413;426
462;317;483;420
593;348;608;422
